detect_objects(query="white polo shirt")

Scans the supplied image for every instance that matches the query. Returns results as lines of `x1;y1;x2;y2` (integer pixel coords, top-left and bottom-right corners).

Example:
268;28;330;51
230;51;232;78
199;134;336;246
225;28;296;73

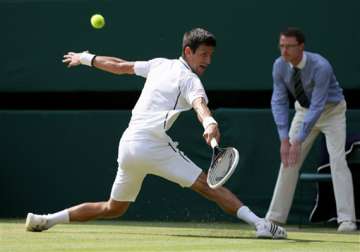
121;57;208;141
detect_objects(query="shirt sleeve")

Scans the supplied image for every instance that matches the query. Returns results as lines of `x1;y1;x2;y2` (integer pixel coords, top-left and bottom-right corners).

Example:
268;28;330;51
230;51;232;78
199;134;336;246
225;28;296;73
134;61;150;78
134;58;165;78
181;75;209;106
271;61;290;141
295;62;332;142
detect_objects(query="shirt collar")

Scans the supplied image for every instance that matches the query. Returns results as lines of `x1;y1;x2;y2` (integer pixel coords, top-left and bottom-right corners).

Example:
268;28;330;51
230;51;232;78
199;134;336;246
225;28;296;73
289;52;307;70
179;57;191;71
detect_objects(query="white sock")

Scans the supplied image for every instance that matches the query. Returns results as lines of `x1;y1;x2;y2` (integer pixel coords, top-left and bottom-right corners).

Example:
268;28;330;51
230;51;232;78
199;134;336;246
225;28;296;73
236;206;262;227
46;209;70;228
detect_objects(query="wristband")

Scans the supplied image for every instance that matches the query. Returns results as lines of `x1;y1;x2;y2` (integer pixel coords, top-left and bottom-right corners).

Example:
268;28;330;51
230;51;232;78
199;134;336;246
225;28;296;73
202;116;217;130
79;52;96;66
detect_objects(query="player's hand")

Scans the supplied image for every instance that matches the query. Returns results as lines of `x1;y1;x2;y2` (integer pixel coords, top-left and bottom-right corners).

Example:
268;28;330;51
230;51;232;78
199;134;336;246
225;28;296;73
203;124;220;146
62;52;81;68
280;138;291;167
288;140;301;167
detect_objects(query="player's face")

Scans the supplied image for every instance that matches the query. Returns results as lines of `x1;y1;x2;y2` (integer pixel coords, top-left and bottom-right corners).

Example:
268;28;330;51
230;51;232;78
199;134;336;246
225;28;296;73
279;35;304;65
185;44;214;76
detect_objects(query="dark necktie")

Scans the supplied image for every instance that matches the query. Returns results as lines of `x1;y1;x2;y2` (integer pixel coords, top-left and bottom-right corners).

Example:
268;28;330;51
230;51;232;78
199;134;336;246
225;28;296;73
293;67;310;108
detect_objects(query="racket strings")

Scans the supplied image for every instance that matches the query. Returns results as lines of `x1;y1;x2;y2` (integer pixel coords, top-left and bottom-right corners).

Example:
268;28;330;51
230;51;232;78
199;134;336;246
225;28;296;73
208;149;235;184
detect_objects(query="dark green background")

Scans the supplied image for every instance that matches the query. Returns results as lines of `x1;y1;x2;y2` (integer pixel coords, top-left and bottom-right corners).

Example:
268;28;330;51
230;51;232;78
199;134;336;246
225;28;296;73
1;0;359;91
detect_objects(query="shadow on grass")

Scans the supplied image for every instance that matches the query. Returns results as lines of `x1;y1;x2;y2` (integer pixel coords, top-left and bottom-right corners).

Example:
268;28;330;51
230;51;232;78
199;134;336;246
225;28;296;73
52;229;359;245
111;232;360;245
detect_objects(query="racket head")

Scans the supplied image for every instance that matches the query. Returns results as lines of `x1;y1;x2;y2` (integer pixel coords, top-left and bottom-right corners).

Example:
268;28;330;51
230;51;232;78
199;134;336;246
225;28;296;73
207;146;239;189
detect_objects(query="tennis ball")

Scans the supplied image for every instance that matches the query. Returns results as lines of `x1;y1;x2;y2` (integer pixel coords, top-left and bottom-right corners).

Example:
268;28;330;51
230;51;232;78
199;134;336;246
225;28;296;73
90;14;105;29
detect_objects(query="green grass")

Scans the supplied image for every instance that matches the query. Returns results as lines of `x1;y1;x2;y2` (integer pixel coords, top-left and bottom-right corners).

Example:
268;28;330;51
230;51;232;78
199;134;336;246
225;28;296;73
0;220;359;252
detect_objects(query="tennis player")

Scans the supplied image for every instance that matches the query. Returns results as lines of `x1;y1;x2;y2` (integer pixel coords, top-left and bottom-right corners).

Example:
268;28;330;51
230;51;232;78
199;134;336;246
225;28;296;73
26;28;286;239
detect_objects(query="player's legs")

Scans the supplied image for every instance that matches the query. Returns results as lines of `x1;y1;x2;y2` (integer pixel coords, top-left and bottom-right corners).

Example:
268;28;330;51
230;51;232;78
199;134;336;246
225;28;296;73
26;199;131;232
151;139;286;238
191;172;242;215
266;102;320;224
150;141;244;216
320;101;356;228
68;199;130;221
191;172;286;238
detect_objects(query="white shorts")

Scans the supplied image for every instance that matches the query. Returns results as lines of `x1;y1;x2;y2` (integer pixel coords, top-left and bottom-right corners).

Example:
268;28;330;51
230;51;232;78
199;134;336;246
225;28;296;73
110;138;202;202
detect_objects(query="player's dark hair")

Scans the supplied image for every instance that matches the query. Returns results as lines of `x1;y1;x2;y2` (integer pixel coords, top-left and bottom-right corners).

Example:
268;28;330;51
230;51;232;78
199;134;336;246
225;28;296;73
182;28;216;55
280;27;306;44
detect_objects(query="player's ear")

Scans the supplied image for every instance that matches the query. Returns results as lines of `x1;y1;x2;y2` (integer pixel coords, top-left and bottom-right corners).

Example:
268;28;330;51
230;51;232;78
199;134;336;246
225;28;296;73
184;46;192;58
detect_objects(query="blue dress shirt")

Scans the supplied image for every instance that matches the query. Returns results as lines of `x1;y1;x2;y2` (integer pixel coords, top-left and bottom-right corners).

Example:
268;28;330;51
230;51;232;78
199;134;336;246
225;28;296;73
271;51;344;142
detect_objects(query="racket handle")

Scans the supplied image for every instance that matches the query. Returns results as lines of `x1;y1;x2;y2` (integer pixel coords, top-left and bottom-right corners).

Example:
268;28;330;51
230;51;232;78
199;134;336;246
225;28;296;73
210;138;218;148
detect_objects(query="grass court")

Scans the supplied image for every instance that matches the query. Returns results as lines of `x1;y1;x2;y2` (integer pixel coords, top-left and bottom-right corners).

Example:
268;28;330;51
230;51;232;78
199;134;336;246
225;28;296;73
1;220;359;252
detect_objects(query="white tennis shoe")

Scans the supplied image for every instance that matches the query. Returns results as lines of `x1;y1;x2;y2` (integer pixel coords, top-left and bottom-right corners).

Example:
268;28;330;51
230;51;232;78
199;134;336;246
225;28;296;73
338;221;357;232
25;213;49;232
255;219;287;239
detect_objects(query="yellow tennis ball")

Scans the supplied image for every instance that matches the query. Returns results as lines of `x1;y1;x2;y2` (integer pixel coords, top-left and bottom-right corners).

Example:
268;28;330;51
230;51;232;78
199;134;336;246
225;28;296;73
90;14;105;29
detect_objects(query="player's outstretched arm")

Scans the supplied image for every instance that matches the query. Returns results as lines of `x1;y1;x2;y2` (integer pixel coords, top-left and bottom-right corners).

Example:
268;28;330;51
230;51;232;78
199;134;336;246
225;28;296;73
92;56;135;75
192;97;220;145
62;51;135;75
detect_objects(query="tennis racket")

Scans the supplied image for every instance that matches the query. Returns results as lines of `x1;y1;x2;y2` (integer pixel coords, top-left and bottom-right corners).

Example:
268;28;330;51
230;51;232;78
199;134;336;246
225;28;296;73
207;138;239;189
